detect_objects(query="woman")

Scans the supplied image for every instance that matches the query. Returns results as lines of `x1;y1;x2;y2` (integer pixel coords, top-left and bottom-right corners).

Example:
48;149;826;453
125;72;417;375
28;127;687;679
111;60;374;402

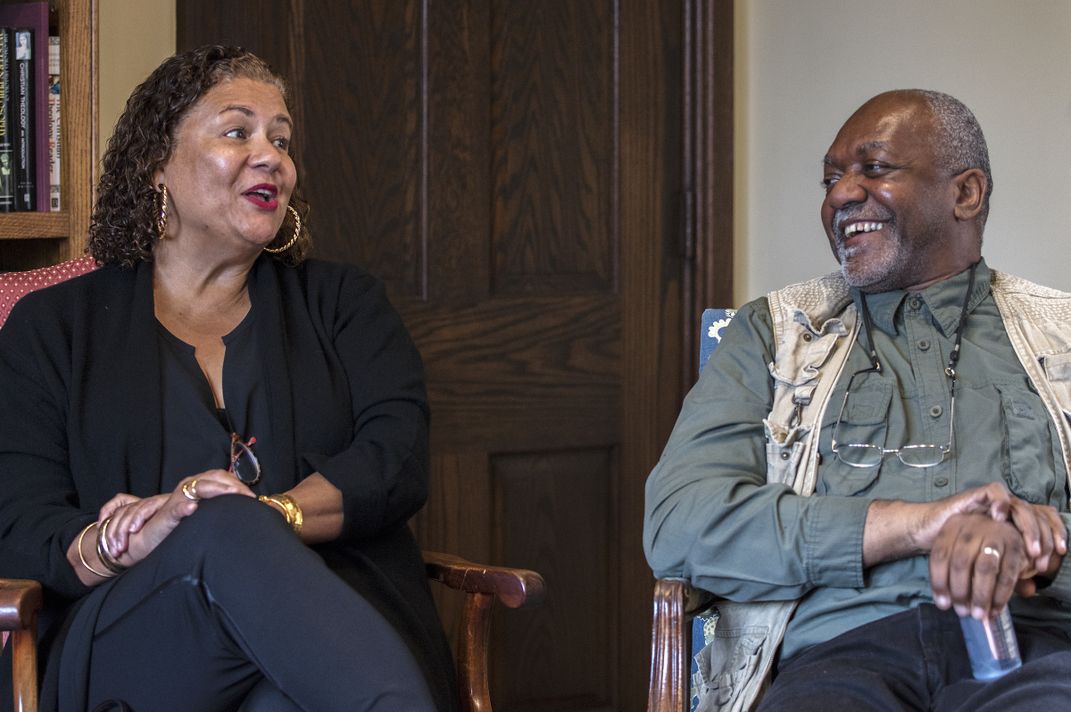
0;46;455;711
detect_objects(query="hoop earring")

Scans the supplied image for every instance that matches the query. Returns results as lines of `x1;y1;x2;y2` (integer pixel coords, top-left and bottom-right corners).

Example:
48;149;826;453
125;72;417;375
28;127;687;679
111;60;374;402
155;184;169;240
263;204;302;254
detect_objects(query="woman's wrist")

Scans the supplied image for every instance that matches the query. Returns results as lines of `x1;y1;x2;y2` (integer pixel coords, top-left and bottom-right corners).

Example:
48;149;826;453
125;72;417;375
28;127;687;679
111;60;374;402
258;493;303;534
96;517;128;574
75;521;116;580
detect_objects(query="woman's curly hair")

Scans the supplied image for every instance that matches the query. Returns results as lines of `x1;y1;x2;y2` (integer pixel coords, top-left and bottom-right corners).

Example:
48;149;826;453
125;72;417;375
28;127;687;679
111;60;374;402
88;45;311;267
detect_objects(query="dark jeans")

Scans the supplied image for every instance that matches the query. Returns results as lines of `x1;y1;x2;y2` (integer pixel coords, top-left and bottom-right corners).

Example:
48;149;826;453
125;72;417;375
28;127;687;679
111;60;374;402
757;604;1071;711
72;495;435;712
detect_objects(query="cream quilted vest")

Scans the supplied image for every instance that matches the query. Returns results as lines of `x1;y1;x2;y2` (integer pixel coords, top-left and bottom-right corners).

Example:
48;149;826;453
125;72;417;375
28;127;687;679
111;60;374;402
697;269;1071;712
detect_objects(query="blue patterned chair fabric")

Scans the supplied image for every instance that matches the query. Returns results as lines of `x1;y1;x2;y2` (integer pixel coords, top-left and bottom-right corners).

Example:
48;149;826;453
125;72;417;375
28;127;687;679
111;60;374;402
689;308;736;711
699;308;736;371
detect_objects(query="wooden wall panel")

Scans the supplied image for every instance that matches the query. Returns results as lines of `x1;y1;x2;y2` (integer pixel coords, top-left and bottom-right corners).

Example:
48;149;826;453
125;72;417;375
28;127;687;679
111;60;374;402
406;294;620;453
426;1;493;303
492;448;615;710
178;1;737;709
176;0;291;78
618;0;686;706
490;0;616;297
682;0;734;381
410;452;492;655
299;2;425;296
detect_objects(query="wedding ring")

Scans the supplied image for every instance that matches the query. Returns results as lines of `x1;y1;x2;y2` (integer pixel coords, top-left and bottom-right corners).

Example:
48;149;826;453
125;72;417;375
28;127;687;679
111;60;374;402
181;479;200;501
981;545;1001;560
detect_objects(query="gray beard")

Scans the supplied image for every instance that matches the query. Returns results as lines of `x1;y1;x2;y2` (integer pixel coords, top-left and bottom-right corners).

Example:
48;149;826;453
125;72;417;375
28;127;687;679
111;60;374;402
837;227;932;293
833;207;921;292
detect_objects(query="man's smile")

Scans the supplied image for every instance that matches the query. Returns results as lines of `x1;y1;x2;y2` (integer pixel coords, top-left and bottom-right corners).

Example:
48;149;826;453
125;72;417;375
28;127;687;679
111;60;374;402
843;221;886;239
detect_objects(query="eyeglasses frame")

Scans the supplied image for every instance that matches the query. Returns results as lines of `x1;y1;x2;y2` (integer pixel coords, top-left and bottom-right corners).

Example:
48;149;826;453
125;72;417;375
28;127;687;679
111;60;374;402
830;361;956;469
831;261;975;471
229;432;261;485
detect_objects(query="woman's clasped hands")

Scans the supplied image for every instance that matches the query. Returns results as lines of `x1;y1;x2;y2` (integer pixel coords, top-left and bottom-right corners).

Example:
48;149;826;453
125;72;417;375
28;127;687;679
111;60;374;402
96;470;255;569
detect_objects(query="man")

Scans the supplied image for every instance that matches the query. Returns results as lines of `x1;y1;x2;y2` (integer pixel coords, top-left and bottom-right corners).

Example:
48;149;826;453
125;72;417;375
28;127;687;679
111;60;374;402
644;89;1071;711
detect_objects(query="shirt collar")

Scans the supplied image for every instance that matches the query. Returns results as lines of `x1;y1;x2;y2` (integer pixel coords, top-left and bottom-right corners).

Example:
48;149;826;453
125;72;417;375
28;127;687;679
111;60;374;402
854;259;992;337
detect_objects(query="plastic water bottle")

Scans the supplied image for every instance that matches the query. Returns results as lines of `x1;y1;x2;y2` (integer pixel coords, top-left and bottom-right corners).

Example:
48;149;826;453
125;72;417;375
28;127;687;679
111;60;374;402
959;607;1022;680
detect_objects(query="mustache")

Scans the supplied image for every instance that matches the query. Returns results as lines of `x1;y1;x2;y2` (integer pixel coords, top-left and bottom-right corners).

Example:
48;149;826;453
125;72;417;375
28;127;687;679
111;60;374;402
832;206;894;243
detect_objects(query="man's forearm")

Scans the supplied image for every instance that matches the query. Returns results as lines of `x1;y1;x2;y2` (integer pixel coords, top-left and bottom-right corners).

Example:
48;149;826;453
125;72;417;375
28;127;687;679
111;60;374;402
862;499;930;567
863;483;1019;568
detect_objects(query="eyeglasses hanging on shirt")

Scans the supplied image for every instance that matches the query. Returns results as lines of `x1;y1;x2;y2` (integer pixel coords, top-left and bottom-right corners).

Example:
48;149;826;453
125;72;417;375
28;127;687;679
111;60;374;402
216;407;262;486
229;431;262;485
831;262;977;469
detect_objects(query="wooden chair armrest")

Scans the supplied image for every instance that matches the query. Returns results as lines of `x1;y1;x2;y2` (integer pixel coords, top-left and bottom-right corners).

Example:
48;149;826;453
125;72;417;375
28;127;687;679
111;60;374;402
0;579;42;712
647;577;716;712
0;578;41;631
423;552;546;712
423;550;546;609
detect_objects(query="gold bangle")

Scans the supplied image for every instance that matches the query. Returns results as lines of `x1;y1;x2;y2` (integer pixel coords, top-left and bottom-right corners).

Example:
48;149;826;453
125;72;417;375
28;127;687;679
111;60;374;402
76;522;115;579
258;494;303;535
96;517;127;574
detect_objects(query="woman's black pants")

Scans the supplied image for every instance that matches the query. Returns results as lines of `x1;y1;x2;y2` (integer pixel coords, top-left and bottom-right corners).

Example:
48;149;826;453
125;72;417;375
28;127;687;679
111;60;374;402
70;495;435;711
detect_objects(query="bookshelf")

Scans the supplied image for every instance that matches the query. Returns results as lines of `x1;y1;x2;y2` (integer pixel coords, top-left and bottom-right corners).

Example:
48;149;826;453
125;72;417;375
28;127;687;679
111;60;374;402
0;0;95;270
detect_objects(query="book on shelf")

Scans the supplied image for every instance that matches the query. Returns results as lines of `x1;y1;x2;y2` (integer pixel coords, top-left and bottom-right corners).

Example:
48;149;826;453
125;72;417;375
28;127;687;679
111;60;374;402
12;27;35;211
0;30;14;213
0;2;50;212
48;34;58;211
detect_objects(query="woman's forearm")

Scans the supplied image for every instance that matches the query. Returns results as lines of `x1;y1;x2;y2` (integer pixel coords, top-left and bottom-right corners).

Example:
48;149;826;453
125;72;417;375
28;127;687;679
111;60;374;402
265;473;344;544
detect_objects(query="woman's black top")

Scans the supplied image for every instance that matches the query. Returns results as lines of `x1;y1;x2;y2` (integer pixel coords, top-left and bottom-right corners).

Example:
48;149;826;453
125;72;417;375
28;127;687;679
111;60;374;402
157;306;271;492
0;256;458;711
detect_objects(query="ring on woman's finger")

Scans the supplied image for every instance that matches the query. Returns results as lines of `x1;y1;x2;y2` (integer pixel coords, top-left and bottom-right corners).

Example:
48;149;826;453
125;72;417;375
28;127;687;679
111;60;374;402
181;479;200;501
981;545;1001;560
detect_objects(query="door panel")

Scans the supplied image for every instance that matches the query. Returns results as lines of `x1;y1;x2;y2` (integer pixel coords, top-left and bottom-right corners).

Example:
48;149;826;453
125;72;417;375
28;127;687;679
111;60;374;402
176;1;725;708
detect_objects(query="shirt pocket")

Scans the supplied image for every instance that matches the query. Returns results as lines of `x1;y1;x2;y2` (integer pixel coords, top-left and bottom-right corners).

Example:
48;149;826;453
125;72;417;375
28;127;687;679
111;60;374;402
694;622;768;711
817;381;892;496
1041;351;1071;423
994;381;1058;506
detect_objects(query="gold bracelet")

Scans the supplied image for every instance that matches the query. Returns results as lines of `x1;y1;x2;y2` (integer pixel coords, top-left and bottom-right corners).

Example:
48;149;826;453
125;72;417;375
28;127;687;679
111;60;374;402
95;517;127;574
258;494;303;535
76;522;115;579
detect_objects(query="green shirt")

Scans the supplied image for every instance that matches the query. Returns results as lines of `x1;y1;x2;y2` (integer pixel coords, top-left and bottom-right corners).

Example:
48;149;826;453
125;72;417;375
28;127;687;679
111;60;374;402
644;260;1071;663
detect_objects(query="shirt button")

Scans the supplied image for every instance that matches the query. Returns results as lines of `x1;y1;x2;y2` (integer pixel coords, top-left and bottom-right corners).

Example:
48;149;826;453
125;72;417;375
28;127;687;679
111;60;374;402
934;477;949;487
909;297;922;310
917;339;930;351
929;405;943;418
780;451;791;460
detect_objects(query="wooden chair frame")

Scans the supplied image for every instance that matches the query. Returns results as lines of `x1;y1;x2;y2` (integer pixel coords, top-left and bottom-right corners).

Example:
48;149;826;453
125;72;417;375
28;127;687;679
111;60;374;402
424;551;546;711
647;578;715;712
0;579;41;712
647;308;733;712
0;553;544;712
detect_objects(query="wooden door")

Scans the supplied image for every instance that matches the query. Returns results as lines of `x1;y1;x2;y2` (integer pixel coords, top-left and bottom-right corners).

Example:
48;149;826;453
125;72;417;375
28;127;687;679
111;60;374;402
178;2;730;708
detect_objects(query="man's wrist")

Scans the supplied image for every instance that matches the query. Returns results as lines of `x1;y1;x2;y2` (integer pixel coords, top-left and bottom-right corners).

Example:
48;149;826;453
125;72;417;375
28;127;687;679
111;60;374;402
864;499;927;566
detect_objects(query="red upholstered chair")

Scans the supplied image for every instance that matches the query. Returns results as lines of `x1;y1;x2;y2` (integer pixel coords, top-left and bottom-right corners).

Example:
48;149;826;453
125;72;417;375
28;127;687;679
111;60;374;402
0;254;98;329
0;258;546;712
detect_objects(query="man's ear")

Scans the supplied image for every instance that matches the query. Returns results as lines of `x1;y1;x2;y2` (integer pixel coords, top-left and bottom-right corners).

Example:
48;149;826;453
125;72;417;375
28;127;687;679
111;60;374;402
952;168;986;221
